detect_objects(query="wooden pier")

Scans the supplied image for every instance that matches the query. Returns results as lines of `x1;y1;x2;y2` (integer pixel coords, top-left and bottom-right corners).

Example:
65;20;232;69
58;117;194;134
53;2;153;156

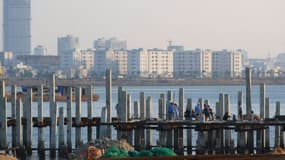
0;68;285;159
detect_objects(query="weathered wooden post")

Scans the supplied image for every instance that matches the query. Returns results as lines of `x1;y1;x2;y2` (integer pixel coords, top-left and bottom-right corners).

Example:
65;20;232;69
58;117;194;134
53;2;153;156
106;69;112;138
215;94;224;154
58;107;65;157
0;97;7;149
158;94;167;146
275;101;281;148
99;107;107;139
49;73;56;157
175;88;184;154
16;99;23;146
186;98;192;154
11;85;17;147
75;87;82;147
88;85;94;141
257;84;266;153
38;85;45;154
23;88;32;155
237;91;247;154
166;90;173;149
126;94;133;145
245;67;254;154
66;87;73;152
146;96;152;148
133;101;139;119
265;97;270;152
224;94;234;153
0;80;5;97
139;92;146;149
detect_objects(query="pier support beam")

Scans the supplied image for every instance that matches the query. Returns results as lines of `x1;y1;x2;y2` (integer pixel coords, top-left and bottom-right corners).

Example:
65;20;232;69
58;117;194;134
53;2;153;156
38;85;45;155
16;99;23;146
106;69;112;138
158;94;167;146
11;85;17;147
66;87;73;152
265;97;270;152
24;88;32;155
237;91;247;154
58;107;66;157
0;97;7;149
257;84;266;153
146;96;152;148
75;87;82;148
186;98;192;154
275;101;281;148
88;85;94;142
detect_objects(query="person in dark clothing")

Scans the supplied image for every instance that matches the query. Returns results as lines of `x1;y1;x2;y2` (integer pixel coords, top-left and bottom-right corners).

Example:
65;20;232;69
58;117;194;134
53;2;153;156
223;111;231;121
238;106;243;121
203;104;210;121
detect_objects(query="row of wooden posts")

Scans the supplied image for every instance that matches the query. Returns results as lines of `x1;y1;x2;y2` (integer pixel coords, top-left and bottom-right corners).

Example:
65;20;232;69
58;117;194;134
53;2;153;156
0;68;284;158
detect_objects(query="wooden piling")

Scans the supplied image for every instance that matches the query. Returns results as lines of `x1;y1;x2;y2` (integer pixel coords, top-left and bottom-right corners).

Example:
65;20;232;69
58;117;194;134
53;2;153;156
275;101;281;148
0;80;5;97
88;85;93;141
265;97;270;152
237;91;247;154
58;107;65;155
176;88;184;154
49;73;56;157
257;84;266;153
99;107;107;139
11;85;17;147
24;88;33;155
186;98;192;154
106;69;112;138
16;99;23;146
158;95;167;146
38;85;45;153
166;90;173;149
66;87;73;151
133;101;139;119
179;88;184;120
127;94;132;120
224;94;233;153
140;92;146;119
0;97;7;149
215;94;224;154
146;96;152;148
75;87;82;148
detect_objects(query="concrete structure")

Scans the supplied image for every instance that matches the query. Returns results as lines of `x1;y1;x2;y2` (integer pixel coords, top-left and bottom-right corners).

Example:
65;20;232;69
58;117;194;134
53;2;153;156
34;45;48;55
94;37;127;50
94;49;128;77
212;49;243;78
147;49;173;78
127;49;149;78
17;55;60;70
80;49;94;70
3;0;31;57
173;49;212;78
58;35;80;55
0;51;13;66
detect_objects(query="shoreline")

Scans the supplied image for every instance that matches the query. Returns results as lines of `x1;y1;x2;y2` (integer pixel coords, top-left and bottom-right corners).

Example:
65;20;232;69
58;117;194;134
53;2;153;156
2;78;285;87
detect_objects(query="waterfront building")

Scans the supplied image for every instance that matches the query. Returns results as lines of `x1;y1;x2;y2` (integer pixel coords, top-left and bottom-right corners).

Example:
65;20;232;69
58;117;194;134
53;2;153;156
17;55;60;71
94;49;128;77
0;51;14;67
3;0;31;57
93;37;127;50
80;49;94;70
147;49;173;78
128;49;149;78
57;35;81;71
34;45;48;55
173;49;212;78
212;49;243;78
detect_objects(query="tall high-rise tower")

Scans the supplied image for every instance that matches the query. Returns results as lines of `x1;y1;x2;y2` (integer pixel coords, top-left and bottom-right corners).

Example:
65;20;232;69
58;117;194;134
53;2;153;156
3;0;31;57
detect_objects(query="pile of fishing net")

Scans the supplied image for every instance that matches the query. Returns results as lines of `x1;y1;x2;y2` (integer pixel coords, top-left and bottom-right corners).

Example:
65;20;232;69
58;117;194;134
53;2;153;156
101;146;176;158
271;147;285;155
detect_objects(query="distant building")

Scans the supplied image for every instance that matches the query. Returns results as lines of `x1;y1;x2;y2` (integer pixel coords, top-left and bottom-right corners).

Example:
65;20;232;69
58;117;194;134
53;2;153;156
80;49;94;70
58;35;80;55
93;37;127;50
128;49;149;78
34;45;48;55
212;49;243;78
147;49;173;78
57;35;81;70
249;58;267;78
0;51;14;66
275;53;285;71
94;49;128;77
17;55;60;71
3;0;31;58
173;49;212;78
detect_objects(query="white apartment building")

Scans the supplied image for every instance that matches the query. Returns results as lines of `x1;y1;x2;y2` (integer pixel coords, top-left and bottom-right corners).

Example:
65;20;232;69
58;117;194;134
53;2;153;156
94;49;128;77
60;49;81;70
212;49;243;78
0;51;13;66
128;49;149;78
173;49;212;78
147;49;173;78
81;49;94;70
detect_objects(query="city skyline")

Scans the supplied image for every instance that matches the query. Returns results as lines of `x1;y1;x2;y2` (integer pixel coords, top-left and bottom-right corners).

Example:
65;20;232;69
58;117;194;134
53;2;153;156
1;0;285;58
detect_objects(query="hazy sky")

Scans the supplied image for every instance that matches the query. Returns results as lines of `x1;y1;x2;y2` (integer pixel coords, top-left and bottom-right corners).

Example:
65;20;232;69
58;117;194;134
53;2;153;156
1;0;285;58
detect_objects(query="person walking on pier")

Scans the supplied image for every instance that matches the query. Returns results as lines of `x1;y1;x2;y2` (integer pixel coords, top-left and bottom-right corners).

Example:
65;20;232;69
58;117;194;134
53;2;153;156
203;104;210;121
167;102;175;120
173;102;179;120
223;112;231;121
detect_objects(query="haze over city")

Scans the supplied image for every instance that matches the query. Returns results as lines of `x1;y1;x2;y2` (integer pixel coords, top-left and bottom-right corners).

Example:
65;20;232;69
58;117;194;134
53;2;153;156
1;0;285;58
